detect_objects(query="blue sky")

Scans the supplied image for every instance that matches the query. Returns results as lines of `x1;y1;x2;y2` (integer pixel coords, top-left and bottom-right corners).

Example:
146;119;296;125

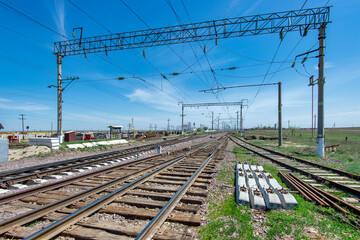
0;0;359;131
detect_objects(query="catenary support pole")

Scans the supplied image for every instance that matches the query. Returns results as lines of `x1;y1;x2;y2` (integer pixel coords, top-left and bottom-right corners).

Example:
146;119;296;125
211;111;214;131
317;24;326;157
278;82;282;146
240;103;243;136
312;84;314;138
56;54;63;142
236;111;239;134
181;104;184;135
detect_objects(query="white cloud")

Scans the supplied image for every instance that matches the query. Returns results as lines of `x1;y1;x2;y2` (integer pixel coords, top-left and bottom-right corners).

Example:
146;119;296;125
126;88;179;113
0;102;51;111
314;61;335;70
0;98;10;102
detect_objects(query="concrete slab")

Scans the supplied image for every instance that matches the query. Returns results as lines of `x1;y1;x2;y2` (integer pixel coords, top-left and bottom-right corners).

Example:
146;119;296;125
302;179;317;183
262;188;282;210
246;174;257;189
58;172;74;176
9;184;28;190
83;143;95;147
310;183;324;187
0;189;9;194
0;139;9;163
82;167;93;170
275;188;298;209
346;185;360;189
67;144;85;149
256;165;264;172
325;176;348;180
342;197;359;203
26;179;48;185
44;175;63;179
249;187;266;210
71;169;85;172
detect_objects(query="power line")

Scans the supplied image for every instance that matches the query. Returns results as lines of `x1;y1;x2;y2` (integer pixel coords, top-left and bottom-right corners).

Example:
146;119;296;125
119;0;196;101
300;0;308;10
66;0;112;34
66;1;186;102
0;0;67;38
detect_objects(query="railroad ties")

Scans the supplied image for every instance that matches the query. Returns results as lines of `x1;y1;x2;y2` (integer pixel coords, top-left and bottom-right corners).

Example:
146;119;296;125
231;135;360;226
236;162;297;210
0;134;227;239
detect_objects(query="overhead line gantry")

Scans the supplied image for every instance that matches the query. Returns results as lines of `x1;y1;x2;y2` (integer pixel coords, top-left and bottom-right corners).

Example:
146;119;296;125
53;6;330;157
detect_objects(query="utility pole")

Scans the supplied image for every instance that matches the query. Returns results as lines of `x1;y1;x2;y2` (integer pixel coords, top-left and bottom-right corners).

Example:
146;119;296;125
310;76;315;139
167;118;170;131
240;104;243;136
288;120;290;129
314;114;317;130
154;124;157;131
317;24;326;157
278;82;282;146
149;124;152;131
56;54;62;142
181;104;184;135
236;111;239;134
218;115;220;131
18;114;26;140
211;111;214;131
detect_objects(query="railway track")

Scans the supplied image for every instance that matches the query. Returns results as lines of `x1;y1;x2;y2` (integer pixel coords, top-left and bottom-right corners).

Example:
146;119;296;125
230;135;360;205
0;136;198;189
0;135;227;239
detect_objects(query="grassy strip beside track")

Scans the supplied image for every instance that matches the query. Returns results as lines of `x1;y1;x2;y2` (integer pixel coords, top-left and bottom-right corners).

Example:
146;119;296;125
240;128;360;175
199;146;360;239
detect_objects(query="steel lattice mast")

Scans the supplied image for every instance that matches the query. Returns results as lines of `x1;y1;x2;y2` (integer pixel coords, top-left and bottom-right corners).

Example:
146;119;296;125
53;7;330;157
54;7;330;56
180;101;247;135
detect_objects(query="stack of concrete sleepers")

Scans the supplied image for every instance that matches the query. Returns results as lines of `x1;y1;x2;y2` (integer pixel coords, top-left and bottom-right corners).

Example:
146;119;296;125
235;162;250;206
29;138;59;149
235;162;298;210
245;163;266;210
262;170;298;209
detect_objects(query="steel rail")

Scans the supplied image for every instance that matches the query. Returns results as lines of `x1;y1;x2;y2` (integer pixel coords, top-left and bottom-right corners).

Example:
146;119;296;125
23;141;216;240
0;142;208;236
288;173;349;215
232;135;360;180
230;137;360;198
0;154;162;205
136;137;227;239
0;136;193;185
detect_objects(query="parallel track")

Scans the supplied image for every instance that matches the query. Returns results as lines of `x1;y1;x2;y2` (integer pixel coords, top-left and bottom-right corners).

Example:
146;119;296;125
231;135;360;199
0;136;195;186
0;135;227;239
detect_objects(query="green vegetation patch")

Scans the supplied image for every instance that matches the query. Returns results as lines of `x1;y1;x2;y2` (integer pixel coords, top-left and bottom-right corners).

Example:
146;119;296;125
231;146;360;240
200;196;258;240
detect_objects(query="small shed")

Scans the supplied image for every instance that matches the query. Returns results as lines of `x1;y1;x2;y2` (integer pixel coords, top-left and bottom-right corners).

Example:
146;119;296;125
64;131;76;142
109;126;123;139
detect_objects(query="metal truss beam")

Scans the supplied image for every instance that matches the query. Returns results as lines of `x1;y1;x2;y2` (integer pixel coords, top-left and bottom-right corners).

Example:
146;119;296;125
54;7;330;56
182;102;243;108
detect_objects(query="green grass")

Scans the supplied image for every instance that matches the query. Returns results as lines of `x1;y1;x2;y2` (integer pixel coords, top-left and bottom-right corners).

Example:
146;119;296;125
199;149;258;240
200;196;259;240
240;128;360;175
232;146;360;240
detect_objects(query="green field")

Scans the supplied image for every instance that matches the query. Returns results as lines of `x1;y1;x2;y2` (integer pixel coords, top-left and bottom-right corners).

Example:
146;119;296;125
241;127;360;175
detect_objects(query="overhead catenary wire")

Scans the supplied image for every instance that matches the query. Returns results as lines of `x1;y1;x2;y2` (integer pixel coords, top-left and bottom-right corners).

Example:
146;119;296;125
118;0;196;102
0;0;67;39
166;0;231;117
66;0;188;102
